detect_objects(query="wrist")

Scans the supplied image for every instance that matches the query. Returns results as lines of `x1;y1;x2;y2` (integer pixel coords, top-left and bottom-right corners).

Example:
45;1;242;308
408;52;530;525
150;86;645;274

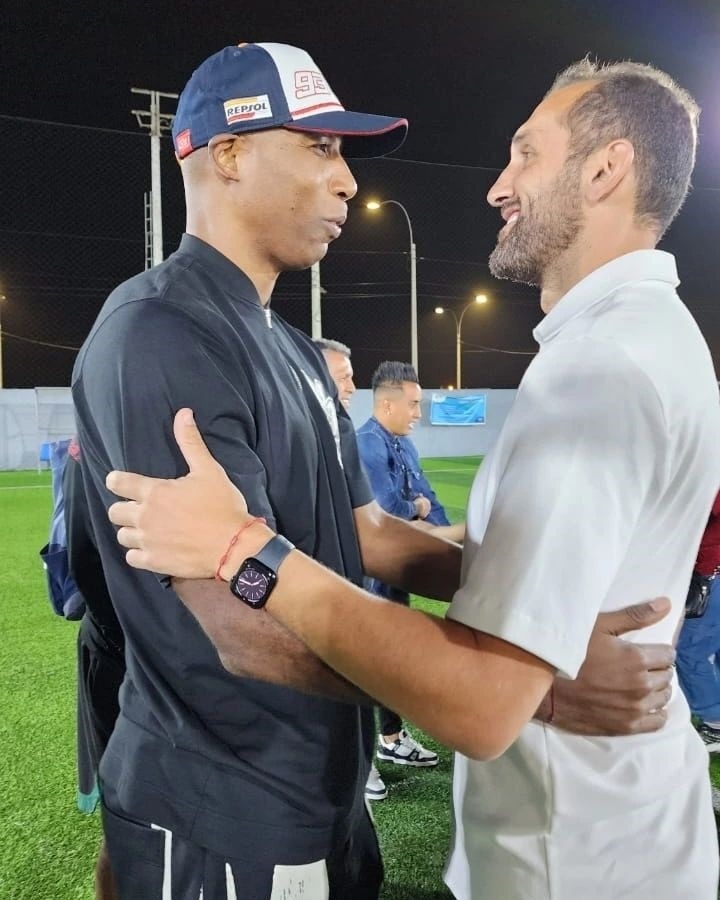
218;520;276;582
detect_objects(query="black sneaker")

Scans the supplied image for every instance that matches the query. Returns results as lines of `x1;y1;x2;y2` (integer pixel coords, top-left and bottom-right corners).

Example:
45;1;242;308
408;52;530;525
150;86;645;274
377;728;438;767
697;722;720;753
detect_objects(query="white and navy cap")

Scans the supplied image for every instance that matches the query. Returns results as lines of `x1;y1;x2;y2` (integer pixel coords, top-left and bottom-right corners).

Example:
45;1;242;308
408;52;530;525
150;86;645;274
172;43;408;160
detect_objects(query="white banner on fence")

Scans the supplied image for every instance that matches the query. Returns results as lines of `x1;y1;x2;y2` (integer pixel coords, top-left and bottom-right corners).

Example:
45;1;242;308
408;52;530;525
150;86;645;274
0;388;75;470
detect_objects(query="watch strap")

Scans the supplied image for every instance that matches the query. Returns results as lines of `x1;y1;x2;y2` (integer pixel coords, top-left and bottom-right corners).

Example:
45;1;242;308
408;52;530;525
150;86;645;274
252;534;295;573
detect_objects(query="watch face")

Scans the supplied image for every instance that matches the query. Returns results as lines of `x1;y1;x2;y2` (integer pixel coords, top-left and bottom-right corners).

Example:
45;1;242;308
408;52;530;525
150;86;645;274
235;566;270;603
229;541;292;610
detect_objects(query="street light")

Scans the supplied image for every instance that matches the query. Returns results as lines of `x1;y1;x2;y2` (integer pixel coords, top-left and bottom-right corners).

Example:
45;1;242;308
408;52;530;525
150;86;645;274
366;199;418;374
434;294;488;389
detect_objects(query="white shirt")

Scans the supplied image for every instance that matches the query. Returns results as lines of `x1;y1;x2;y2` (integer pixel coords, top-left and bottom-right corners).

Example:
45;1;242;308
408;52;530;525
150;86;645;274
444;251;720;900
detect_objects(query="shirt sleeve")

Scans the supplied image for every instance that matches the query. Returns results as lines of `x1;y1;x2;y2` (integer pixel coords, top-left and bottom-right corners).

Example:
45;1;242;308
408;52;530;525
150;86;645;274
403;442;450;526
73;301;276;533
447;339;667;678
355;430;417;520
63;454;104;596
426;494;451;526
337;407;374;510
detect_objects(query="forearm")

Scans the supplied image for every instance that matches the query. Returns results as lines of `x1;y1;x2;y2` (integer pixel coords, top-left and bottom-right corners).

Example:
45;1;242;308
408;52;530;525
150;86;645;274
533;689;553;724
359;443;416;520
105;409;677;742
210;518;549;759
172;577;374;706
532;610;676;736
421;484;450;528
355;504;462;602
427;522;465;544
257;547;553;759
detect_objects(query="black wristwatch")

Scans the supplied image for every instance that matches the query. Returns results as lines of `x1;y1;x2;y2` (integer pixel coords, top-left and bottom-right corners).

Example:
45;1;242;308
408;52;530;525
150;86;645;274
229;534;295;608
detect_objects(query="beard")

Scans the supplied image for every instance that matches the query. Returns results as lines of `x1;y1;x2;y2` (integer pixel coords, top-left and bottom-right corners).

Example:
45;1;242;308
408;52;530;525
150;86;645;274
488;162;584;286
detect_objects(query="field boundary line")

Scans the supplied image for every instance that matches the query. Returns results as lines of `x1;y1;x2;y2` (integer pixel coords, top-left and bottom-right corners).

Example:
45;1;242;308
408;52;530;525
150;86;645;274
421;466;479;474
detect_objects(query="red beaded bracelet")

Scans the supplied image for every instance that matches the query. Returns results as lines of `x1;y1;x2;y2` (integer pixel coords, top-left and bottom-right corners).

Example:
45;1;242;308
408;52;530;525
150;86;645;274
214;517;266;581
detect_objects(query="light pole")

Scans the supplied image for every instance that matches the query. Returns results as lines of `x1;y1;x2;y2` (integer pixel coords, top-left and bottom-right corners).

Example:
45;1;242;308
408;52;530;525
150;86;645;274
131;88;178;267
434;294;487;389
366;200;418;374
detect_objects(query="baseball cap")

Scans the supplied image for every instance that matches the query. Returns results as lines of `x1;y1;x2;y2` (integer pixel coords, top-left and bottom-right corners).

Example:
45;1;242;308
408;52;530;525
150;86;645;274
172;43;408;160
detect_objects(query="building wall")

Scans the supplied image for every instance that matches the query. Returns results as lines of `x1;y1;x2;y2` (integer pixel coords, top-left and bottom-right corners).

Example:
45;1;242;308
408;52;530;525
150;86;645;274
0;387;517;469
348;388;516;457
0;388;77;470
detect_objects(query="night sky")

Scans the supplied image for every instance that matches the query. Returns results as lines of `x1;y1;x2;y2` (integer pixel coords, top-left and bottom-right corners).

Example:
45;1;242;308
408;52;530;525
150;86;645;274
3;0;719;389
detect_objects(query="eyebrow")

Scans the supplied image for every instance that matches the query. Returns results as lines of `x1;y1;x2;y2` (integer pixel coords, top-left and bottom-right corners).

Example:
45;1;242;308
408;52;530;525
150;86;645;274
511;129;531;146
300;132;343;147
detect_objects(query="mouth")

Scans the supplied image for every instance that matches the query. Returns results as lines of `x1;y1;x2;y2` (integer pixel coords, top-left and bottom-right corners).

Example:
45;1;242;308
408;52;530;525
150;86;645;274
498;205;520;240
325;217;346;240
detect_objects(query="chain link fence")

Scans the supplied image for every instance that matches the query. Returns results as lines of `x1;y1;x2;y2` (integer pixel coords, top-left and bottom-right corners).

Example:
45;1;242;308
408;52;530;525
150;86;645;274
3;114;718;391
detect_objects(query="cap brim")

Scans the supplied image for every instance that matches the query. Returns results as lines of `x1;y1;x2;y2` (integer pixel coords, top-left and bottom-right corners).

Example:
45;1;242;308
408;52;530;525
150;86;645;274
284;111;408;158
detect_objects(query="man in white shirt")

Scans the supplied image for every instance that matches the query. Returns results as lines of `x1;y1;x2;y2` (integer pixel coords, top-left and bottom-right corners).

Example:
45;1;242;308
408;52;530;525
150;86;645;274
442;59;720;898
105;59;720;898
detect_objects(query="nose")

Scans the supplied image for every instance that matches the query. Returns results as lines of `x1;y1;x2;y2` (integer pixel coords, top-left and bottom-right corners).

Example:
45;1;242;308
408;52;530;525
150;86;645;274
348;378;356;394
330;156;358;201
487;164;515;208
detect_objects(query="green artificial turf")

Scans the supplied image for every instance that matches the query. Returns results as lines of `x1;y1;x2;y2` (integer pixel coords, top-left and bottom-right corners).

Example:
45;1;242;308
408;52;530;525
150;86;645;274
369;457;481;898
1;458;717;899
372;593;453;899
0;470;101;899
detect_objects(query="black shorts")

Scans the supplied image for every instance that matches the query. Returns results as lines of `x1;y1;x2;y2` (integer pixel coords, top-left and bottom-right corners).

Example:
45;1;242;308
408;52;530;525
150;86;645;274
101;797;383;900
77;616;125;813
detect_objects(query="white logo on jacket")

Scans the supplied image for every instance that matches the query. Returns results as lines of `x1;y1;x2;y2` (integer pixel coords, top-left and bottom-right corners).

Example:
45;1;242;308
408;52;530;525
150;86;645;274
300;370;343;469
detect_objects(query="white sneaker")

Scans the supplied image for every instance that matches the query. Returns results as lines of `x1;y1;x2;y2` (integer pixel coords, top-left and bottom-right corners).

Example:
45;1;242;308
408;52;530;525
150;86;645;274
377;728;438;767
697;721;720;753
364;764;387;800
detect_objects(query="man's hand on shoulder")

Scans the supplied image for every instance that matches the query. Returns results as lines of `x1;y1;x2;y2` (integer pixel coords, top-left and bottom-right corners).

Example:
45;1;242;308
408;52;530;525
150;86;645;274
536;599;675;736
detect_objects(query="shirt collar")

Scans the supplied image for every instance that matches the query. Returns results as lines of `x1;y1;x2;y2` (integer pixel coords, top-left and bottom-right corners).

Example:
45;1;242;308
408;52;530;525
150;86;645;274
370;416;401;445
178;233;263;307
533;250;679;345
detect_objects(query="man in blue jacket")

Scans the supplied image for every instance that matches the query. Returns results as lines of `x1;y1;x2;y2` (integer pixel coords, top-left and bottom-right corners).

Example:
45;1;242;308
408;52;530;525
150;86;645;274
356;361;463;788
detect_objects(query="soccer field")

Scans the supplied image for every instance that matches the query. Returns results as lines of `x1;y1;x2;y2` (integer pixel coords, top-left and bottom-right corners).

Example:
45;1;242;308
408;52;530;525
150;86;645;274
1;459;718;899
1;468;104;900
0;459;478;900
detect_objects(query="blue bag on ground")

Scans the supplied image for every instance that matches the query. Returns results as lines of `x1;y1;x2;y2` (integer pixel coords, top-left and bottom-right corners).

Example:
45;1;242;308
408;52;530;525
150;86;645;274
39;438;86;620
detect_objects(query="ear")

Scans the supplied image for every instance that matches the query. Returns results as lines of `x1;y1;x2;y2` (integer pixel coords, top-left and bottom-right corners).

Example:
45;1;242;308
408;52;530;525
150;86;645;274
208;134;248;182
584;139;635;205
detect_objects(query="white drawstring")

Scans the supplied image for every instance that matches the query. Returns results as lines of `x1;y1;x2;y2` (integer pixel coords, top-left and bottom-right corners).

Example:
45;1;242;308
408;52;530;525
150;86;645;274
150;823;173;900
225;863;238;900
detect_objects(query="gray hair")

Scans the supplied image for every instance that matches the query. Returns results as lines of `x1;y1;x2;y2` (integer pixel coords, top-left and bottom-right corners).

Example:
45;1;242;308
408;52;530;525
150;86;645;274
548;58;700;237
371;360;419;392
314;338;351;357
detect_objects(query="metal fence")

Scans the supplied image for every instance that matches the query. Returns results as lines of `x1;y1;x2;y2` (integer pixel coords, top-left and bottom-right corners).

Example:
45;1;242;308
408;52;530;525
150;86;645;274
2;113;718;391
0;114;543;391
